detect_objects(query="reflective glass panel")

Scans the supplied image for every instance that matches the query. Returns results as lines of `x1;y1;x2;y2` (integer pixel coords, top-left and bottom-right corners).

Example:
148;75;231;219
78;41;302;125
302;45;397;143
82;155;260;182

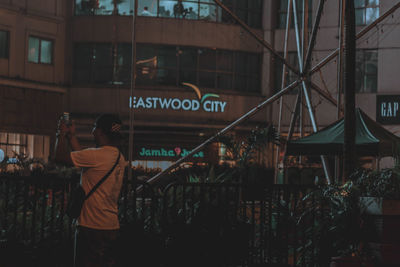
159;0;175;18
199;3;217;21
199;71;215;88
118;0;135;15
355;9;365;25
28;37;40;63
182;1;198;19
138;0;158;16
40;40;53;64
94;0;114;15
366;7;379;24
0;31;9;58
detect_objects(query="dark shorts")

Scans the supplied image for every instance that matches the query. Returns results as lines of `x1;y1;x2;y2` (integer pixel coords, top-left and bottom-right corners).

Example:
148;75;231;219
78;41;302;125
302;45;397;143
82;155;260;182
74;226;119;267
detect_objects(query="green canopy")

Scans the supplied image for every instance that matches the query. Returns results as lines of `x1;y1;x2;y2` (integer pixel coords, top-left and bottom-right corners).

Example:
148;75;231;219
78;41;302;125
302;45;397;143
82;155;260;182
286;108;400;156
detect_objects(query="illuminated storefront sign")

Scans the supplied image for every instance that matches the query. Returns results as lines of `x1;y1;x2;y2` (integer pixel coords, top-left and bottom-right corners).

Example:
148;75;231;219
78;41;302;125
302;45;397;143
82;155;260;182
138;147;204;158
376;95;400;124
129;84;227;113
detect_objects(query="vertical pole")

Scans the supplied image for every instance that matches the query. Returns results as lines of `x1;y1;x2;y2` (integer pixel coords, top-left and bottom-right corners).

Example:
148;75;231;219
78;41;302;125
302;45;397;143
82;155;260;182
128;0;138;182
336;0;345;183
343;0;356;181
293;0;331;183
275;0;293;183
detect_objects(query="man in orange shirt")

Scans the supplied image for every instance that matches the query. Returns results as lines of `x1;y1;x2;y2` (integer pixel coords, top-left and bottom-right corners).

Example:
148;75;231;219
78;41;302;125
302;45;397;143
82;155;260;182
55;114;126;267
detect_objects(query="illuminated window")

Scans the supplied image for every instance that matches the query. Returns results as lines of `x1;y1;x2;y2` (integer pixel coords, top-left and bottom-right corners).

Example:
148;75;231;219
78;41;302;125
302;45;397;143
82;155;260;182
356;49;377;93
28;36;53;64
355;0;379;26
277;0;313;29
0;132;50;165
0;30;9;59
74;0;262;28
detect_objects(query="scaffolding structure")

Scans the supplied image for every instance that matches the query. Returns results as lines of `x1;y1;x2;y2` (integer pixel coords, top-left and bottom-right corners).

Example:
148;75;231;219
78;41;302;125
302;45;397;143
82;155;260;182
126;0;400;186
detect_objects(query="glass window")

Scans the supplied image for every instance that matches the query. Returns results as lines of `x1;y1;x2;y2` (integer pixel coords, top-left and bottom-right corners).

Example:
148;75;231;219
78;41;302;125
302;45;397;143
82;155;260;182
74;43;92;83
199;3;217;22
118;0;135;16
355;0;379;25
94;0;114;15
0;132;50;170
138;0;158;17
74;43;127;85
159;0;176;18
40;40;53;64
74;0;261;28
178;47;198;84
0;30;9;59
183;1;199;20
355;49;378;93
198;48;216;71
72;43;261;92
28;36;53;64
75;0;96;15
157;46;177;85
114;43;132;84
136;45;158;85
92;44;113;83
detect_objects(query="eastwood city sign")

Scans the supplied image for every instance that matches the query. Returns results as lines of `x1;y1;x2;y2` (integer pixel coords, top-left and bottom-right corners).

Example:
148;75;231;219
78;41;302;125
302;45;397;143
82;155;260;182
129;83;227;113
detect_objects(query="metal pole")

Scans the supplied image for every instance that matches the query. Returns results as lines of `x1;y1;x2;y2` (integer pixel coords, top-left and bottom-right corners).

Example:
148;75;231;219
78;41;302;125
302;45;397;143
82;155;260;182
343;0;356;180
336;0;345;183
310;2;400;75
293;0;331;183
304;0;326;72
284;92;301;155
147;79;303;184
275;0;293;183
128;0;138;183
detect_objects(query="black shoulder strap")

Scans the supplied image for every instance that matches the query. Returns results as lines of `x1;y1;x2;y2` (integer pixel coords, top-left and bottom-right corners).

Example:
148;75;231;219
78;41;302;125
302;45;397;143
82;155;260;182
85;152;121;200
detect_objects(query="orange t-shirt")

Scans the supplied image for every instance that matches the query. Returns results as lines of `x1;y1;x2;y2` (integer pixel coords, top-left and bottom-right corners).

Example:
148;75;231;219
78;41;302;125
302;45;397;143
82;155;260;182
71;146;126;230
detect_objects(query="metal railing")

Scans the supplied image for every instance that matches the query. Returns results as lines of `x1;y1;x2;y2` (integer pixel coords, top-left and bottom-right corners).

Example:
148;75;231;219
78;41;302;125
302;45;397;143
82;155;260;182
0;175;321;266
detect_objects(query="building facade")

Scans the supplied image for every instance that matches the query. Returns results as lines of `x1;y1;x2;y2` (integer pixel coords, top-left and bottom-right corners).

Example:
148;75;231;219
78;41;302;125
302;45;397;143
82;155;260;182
0;0;399;171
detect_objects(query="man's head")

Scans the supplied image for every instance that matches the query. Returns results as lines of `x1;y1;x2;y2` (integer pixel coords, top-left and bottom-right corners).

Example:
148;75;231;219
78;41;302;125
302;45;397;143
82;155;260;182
92;114;122;147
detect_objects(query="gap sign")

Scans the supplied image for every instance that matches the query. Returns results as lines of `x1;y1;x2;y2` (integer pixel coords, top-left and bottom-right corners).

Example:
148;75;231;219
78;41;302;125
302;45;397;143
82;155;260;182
376;95;400;124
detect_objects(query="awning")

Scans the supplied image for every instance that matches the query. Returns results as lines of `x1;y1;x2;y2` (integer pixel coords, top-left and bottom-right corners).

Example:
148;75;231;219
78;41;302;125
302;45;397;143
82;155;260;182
286;108;400;157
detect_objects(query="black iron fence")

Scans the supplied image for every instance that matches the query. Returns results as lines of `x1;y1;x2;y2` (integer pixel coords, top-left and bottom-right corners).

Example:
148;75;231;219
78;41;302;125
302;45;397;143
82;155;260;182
0;175;321;266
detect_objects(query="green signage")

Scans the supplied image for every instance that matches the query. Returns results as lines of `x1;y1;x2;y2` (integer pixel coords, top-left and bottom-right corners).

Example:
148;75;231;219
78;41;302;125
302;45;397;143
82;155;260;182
138;147;204;158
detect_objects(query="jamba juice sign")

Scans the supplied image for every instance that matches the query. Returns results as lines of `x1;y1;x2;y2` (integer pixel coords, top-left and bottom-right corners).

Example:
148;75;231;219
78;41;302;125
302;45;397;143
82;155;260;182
129;83;227;113
138;147;204;158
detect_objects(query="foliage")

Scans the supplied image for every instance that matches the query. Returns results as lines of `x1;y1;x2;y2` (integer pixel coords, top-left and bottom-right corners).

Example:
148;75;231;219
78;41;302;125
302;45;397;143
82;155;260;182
218;124;279;170
168;124;279;184
351;167;400;199
297;181;361;265
0;151;80;179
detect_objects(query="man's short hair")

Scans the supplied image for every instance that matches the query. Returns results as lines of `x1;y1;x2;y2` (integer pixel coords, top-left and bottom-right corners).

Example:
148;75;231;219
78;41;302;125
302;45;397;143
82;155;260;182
95;114;122;141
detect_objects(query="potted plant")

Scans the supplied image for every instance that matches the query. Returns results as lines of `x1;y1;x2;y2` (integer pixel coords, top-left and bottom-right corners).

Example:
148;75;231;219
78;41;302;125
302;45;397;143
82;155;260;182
297;181;370;266
352;167;400;265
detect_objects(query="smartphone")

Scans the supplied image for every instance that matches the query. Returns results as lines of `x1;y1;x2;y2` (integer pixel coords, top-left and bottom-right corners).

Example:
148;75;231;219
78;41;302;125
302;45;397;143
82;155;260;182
63;112;70;125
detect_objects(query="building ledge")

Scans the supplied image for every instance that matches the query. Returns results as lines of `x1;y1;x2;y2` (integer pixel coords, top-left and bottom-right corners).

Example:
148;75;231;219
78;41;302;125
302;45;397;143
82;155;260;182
0;76;67;94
